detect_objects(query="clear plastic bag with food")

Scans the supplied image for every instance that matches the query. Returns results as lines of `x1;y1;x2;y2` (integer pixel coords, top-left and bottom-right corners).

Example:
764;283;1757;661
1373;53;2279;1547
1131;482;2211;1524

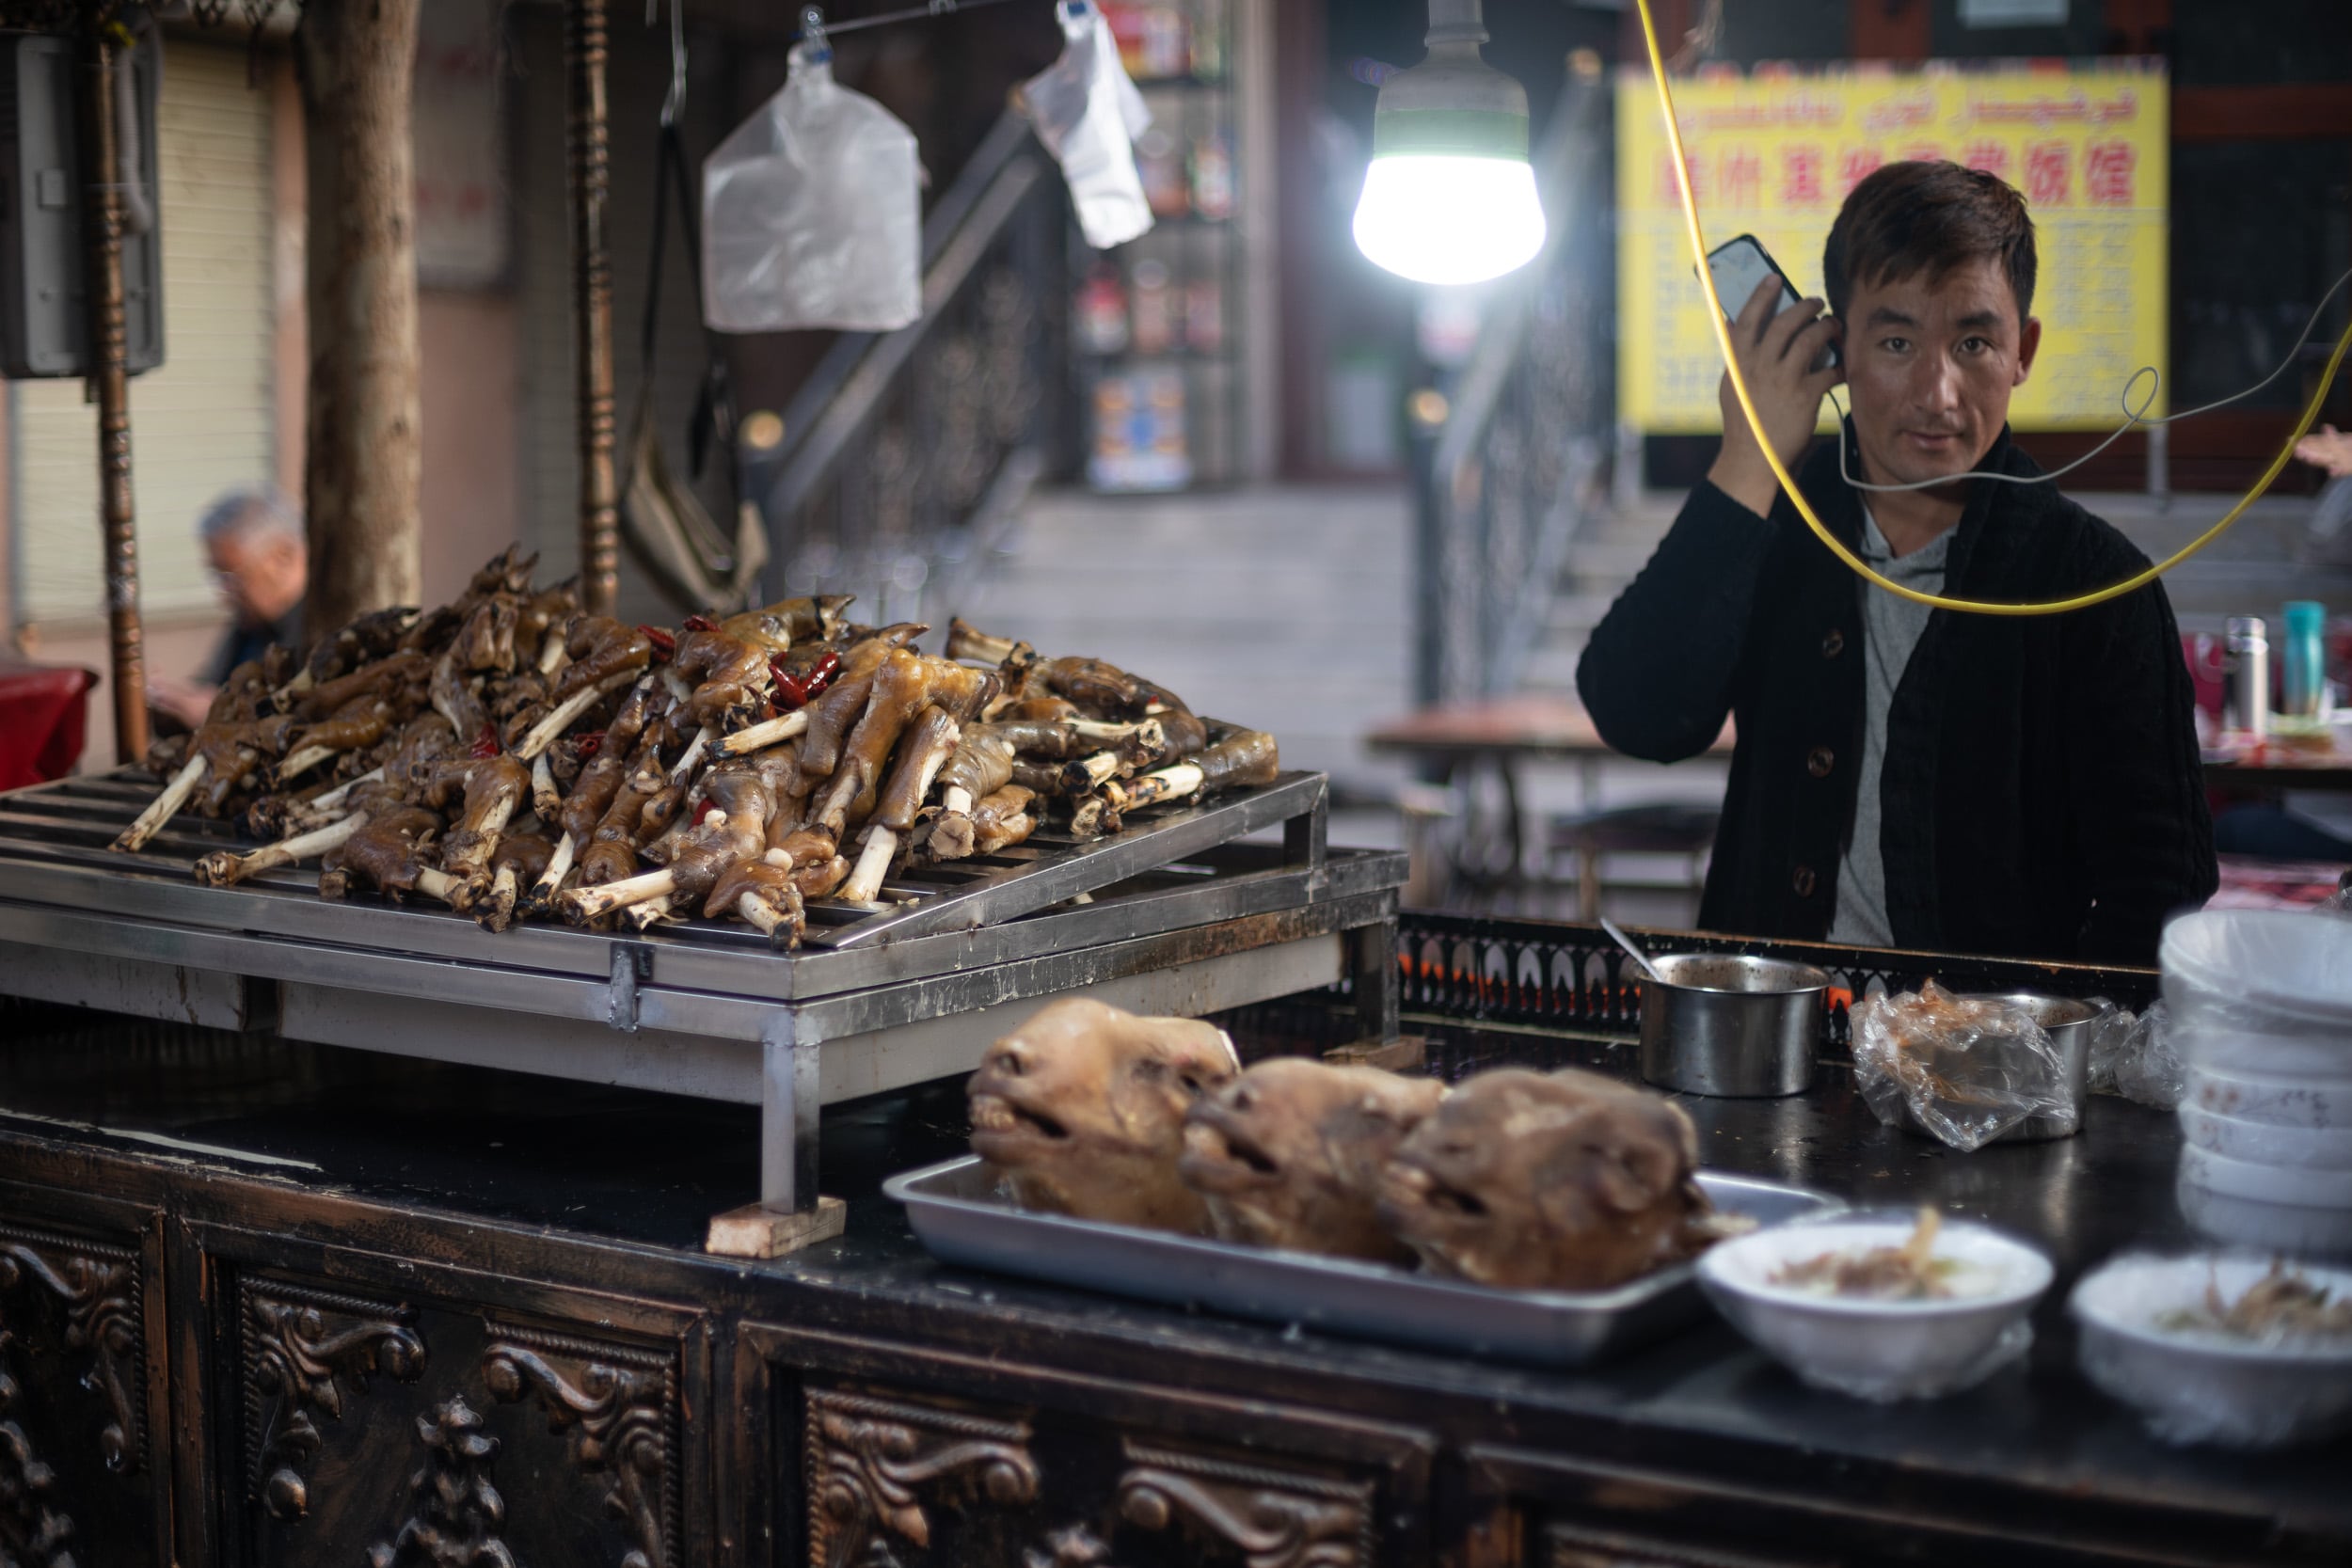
702;40;921;334
1851;981;2074;1151
2095;1000;2183;1110
1021;1;1153;249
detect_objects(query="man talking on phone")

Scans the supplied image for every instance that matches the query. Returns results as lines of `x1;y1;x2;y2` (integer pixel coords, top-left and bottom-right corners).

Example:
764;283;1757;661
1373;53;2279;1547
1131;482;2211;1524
1578;161;2214;965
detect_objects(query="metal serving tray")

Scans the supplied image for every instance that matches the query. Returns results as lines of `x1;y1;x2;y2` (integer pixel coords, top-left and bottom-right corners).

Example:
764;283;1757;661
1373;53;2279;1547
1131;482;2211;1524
884;1154;1836;1366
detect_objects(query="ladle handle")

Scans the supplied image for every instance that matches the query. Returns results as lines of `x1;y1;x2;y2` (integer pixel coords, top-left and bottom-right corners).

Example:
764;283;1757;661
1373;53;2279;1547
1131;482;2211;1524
1599;914;1664;986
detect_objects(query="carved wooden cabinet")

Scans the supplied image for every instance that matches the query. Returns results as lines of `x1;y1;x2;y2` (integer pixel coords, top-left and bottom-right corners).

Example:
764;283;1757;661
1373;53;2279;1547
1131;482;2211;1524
194;1227;707;1568
0;1192;170;1568
741;1324;1436;1568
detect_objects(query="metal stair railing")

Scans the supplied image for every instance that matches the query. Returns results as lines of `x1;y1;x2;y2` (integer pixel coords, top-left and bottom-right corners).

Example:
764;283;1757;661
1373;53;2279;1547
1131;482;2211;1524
750;109;1064;627
1413;65;1613;703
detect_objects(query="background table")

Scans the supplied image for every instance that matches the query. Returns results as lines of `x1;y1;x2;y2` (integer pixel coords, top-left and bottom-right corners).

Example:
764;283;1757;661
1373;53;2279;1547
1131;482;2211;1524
1366;693;1735;910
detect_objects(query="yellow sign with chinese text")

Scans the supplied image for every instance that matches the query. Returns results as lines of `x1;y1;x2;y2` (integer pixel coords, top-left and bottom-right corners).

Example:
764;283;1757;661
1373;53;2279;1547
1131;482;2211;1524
1616;59;2168;433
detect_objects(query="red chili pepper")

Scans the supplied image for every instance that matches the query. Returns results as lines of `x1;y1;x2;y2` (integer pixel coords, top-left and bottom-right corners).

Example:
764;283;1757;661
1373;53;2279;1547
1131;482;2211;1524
639;625;676;662
773;649;844;711
575;730;605;759
683;614;718;633
469;724;501;760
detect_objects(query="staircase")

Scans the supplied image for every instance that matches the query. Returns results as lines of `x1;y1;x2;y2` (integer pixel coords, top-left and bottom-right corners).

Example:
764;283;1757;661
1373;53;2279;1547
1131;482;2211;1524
952;485;1413;796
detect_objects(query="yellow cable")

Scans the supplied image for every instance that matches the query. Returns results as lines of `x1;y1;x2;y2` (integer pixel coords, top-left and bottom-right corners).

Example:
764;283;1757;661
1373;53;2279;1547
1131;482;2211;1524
1631;0;2352;616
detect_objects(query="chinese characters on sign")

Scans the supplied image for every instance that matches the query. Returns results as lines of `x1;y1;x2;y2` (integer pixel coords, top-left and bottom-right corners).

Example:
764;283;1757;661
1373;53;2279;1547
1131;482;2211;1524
1616;59;2168;433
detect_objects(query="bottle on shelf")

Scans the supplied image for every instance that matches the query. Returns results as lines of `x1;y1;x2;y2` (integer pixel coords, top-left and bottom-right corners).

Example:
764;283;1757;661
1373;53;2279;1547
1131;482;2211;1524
1136;129;1189;218
1131;259;1176;356
1184;278;1224;353
1190;0;1225;78
1075;264;1131;356
1139;4;1188;79
1189;131;1234;221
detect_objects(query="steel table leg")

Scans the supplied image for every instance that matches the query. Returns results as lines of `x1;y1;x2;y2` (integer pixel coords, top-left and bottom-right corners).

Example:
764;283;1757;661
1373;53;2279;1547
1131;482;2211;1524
707;1027;844;1258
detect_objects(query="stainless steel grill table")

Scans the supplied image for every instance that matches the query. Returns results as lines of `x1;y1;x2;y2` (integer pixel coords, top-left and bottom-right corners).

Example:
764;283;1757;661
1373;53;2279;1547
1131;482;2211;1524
0;767;1405;1252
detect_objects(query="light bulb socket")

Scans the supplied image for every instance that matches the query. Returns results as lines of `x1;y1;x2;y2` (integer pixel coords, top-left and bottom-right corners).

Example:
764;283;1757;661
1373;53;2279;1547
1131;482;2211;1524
1368;21;1531;163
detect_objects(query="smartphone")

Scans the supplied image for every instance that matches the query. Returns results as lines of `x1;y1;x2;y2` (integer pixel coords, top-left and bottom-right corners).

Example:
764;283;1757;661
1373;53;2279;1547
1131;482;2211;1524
1704;233;1838;372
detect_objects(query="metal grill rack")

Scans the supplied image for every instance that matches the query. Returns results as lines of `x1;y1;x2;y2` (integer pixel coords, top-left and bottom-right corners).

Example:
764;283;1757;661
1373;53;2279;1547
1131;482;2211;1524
0;768;1405;1230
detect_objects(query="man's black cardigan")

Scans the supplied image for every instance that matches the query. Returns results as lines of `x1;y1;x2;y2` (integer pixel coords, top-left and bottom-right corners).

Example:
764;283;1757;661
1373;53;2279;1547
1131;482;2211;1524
1576;427;2216;967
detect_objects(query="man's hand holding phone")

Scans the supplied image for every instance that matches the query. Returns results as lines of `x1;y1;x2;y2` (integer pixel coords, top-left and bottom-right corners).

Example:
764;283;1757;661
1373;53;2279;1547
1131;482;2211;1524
1707;275;1845;520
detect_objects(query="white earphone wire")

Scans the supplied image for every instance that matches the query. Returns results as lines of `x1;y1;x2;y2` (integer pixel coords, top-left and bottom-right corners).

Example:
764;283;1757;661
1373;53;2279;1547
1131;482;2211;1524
1830;264;2352;492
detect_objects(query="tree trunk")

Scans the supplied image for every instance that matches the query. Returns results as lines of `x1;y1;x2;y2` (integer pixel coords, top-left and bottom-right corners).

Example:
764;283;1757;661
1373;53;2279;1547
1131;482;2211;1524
297;0;423;639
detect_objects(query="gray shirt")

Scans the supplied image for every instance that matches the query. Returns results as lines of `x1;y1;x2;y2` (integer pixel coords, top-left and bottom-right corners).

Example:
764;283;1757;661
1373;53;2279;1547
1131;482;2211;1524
1827;506;1949;948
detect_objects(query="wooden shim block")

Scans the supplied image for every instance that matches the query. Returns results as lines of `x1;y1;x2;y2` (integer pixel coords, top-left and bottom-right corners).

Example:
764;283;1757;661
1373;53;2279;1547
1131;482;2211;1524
1322;1035;1427;1073
706;1195;848;1259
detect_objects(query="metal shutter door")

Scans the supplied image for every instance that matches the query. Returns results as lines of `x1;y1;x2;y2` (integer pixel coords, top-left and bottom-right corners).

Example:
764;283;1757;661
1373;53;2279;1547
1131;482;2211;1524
13;40;274;629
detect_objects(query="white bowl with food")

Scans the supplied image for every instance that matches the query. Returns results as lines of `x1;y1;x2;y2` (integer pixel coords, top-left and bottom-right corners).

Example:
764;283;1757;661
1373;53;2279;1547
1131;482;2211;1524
1696;1211;2053;1402
2180;1104;2352;1171
2071;1253;2352;1448
2185;1064;2349;1130
2180;1142;2352;1209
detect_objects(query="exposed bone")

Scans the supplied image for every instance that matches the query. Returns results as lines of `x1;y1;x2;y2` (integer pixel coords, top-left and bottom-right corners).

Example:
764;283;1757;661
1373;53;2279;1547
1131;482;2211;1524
1106;762;1205;813
1068;717;1164;749
413;866;463;904
113;753;207;852
626;895;675;930
712;707;810;758
309;767;383;816
536;626;568;675
516;669;640;760
840;828;902;904
1058;750;1125;794
275;743;341;784
561;866;676;922
736;890;787;934
530;831;578;906
194;812;369;888
942;785;973;816
532;752;561;818
477;865;521;931
671;724;715;783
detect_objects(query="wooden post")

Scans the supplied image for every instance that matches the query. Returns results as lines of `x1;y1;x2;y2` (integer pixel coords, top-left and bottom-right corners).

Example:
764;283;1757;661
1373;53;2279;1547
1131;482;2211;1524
78;26;146;764
296;0;424;639
567;0;619;616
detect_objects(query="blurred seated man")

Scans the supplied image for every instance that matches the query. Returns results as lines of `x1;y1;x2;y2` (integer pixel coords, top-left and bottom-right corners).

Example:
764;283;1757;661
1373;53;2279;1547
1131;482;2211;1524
2296;422;2352;566
150;488;307;730
2209;426;2352;862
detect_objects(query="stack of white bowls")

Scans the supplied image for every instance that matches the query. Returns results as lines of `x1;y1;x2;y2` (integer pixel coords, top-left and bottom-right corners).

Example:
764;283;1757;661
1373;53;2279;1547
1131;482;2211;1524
2162;911;2352;1253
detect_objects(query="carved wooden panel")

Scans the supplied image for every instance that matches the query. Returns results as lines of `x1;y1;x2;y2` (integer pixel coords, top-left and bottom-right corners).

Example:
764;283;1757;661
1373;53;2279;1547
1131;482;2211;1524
795;1381;1395;1568
241;1279;427;1522
482;1323;679;1568
224;1270;686;1568
0;1217;160;1566
804;1388;1040;1567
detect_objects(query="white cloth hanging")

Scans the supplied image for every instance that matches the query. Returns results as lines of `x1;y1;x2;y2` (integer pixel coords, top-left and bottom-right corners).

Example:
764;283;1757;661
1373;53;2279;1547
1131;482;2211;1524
1022;0;1153;249
702;40;922;333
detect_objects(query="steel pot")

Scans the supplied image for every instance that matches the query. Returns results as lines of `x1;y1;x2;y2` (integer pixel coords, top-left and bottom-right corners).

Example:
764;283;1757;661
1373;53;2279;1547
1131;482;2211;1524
1638;954;1830;1098
1895;991;2096;1144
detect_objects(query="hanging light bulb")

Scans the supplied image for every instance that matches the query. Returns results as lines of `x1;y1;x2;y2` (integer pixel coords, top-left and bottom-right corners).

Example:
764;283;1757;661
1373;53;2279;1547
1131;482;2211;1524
1352;0;1546;287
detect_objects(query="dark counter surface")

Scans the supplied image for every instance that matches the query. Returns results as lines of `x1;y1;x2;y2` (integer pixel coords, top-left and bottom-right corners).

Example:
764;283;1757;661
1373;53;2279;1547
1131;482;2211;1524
1;998;2345;1559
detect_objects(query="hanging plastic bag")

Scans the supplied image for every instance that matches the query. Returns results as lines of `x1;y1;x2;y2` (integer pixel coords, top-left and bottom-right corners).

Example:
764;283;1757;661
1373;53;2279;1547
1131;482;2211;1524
1021;0;1153;249
1851;981;2075;1152
703;40;921;333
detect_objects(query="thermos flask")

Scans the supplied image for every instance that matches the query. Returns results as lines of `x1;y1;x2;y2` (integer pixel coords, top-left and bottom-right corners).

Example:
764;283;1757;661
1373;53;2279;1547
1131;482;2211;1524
2224;616;2269;738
